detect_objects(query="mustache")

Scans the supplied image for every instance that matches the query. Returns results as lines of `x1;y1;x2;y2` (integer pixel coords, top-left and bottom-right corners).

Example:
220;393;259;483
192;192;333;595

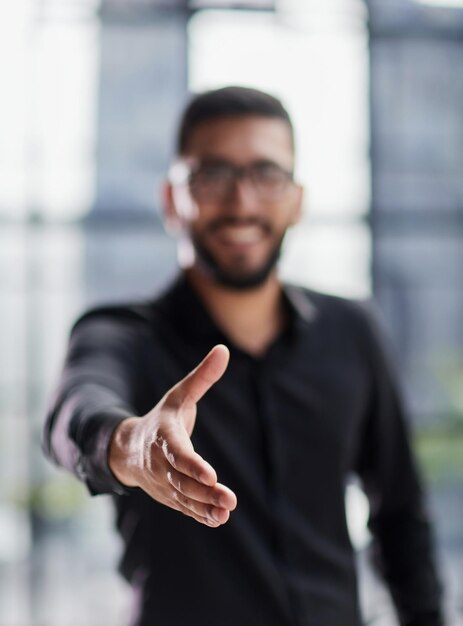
205;217;272;235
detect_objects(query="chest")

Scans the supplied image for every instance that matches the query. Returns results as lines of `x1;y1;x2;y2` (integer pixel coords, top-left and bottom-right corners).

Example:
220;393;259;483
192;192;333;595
138;323;371;491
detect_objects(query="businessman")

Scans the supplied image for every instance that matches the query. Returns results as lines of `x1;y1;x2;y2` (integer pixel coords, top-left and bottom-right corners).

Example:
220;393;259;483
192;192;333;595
44;86;444;626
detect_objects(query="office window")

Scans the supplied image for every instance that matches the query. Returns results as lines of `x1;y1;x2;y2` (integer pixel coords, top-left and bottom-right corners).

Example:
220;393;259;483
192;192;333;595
188;1;371;297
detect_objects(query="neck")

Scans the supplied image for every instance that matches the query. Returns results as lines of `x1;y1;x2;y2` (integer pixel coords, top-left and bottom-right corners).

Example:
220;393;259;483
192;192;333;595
186;267;286;357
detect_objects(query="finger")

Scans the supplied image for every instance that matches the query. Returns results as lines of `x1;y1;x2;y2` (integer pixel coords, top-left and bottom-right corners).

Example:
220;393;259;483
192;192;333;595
165;496;216;526
167;469;237;510
167;494;222;527
170;490;230;526
170;344;230;406
138;472;229;527
156;424;217;486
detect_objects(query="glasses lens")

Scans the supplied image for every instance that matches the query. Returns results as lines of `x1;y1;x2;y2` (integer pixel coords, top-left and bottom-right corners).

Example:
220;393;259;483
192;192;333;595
188;161;293;200
189;164;233;199
249;163;293;196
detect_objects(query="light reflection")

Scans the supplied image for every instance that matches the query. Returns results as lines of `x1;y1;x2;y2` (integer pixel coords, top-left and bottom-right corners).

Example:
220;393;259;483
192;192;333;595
188;7;370;220
188;4;371;297
414;0;463;6
0;2;99;221
32;19;99;220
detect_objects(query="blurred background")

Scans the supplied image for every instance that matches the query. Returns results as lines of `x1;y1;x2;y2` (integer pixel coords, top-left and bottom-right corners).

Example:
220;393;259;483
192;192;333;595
1;0;462;624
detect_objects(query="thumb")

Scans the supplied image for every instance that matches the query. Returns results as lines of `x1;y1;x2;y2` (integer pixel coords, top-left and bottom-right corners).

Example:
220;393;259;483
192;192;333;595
170;344;230;406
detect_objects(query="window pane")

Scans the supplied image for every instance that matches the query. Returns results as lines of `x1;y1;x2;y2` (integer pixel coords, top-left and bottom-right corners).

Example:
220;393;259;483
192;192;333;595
188;6;370;219
188;4;371;296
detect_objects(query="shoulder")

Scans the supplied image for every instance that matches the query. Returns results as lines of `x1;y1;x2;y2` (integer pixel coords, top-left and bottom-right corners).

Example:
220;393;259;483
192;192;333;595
68;275;189;347
284;282;377;330
71;301;154;333
287;284;396;371
285;283;393;352
70;277;182;334
64;304;154;362
67;292;170;352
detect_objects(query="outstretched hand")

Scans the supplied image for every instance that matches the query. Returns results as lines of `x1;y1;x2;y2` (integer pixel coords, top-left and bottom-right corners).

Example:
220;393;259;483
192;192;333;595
109;344;237;527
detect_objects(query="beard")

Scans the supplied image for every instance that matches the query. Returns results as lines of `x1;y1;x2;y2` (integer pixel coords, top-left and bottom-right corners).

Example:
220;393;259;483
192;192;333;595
190;217;285;290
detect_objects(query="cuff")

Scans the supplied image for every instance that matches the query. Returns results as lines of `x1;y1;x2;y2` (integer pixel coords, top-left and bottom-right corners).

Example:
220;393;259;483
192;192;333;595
75;409;138;496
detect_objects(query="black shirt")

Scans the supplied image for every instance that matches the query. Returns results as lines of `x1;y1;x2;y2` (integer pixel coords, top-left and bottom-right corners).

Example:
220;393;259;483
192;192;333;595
43;274;443;626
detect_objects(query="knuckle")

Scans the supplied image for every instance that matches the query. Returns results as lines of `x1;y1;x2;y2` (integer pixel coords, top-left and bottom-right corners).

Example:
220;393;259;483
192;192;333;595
173;490;189;508
153;437;180;470
162;440;181;469
166;450;177;468
147;443;168;471
166;470;181;491
145;449;159;474
152;427;166;449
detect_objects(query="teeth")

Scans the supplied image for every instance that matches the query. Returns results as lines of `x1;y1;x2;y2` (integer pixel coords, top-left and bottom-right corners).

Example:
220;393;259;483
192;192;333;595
219;226;263;244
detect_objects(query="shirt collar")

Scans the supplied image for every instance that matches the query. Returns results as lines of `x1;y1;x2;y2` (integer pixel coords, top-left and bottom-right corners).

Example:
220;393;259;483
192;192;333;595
283;283;318;325
154;273;318;346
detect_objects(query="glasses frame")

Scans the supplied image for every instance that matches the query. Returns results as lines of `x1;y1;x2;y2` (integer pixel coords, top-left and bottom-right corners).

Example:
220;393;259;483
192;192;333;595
169;158;296;202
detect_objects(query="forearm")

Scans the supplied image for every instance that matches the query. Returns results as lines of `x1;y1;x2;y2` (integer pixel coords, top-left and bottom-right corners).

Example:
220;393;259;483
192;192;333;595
44;382;136;495
43;311;147;494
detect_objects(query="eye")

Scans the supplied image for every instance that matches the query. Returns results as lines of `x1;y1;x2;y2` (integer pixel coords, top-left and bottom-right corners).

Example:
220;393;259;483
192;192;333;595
192;164;233;186
251;163;291;185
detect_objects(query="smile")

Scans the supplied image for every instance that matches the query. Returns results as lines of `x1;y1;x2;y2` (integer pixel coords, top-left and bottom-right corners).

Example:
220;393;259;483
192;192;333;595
215;224;266;245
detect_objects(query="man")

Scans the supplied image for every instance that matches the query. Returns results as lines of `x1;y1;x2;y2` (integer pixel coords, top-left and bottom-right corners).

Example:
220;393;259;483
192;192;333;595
43;86;443;626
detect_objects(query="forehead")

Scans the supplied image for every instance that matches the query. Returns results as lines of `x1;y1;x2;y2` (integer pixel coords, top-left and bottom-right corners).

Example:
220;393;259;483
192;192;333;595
183;115;294;167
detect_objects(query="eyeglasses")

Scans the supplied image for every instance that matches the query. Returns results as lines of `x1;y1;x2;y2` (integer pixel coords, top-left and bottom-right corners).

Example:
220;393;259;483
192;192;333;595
172;159;295;201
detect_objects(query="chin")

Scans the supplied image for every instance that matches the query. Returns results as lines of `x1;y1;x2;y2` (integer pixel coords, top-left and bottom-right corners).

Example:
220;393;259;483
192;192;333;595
215;270;274;290
194;243;282;291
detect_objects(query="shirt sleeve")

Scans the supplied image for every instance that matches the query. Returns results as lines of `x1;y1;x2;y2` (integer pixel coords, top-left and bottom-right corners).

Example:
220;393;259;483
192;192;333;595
42;309;146;496
353;302;444;626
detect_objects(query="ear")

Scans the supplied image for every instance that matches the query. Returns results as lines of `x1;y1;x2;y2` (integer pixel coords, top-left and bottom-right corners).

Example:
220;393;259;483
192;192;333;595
162;182;183;234
289;184;305;226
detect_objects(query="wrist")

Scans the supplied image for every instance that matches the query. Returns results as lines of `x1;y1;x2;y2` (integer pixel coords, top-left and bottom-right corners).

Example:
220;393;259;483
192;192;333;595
108;417;140;487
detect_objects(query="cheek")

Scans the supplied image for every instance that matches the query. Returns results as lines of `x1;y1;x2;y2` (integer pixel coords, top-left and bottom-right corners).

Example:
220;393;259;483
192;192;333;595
273;207;300;233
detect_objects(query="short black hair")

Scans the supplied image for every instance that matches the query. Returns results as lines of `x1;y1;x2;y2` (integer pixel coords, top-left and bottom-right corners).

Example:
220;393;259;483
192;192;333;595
177;86;294;155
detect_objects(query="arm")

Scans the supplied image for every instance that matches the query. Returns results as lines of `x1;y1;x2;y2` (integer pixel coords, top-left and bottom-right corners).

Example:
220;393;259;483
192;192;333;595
354;304;444;626
43;312;236;526
43;311;143;495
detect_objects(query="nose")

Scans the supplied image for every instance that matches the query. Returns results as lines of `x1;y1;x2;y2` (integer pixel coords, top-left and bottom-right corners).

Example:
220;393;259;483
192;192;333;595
222;176;259;215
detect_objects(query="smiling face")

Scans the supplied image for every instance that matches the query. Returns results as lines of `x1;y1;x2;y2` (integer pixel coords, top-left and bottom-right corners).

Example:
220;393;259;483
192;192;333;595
165;115;303;289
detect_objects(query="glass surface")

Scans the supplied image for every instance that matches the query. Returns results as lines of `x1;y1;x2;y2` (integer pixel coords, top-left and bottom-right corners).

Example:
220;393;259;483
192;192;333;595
188;5;371;219
0;4;99;221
